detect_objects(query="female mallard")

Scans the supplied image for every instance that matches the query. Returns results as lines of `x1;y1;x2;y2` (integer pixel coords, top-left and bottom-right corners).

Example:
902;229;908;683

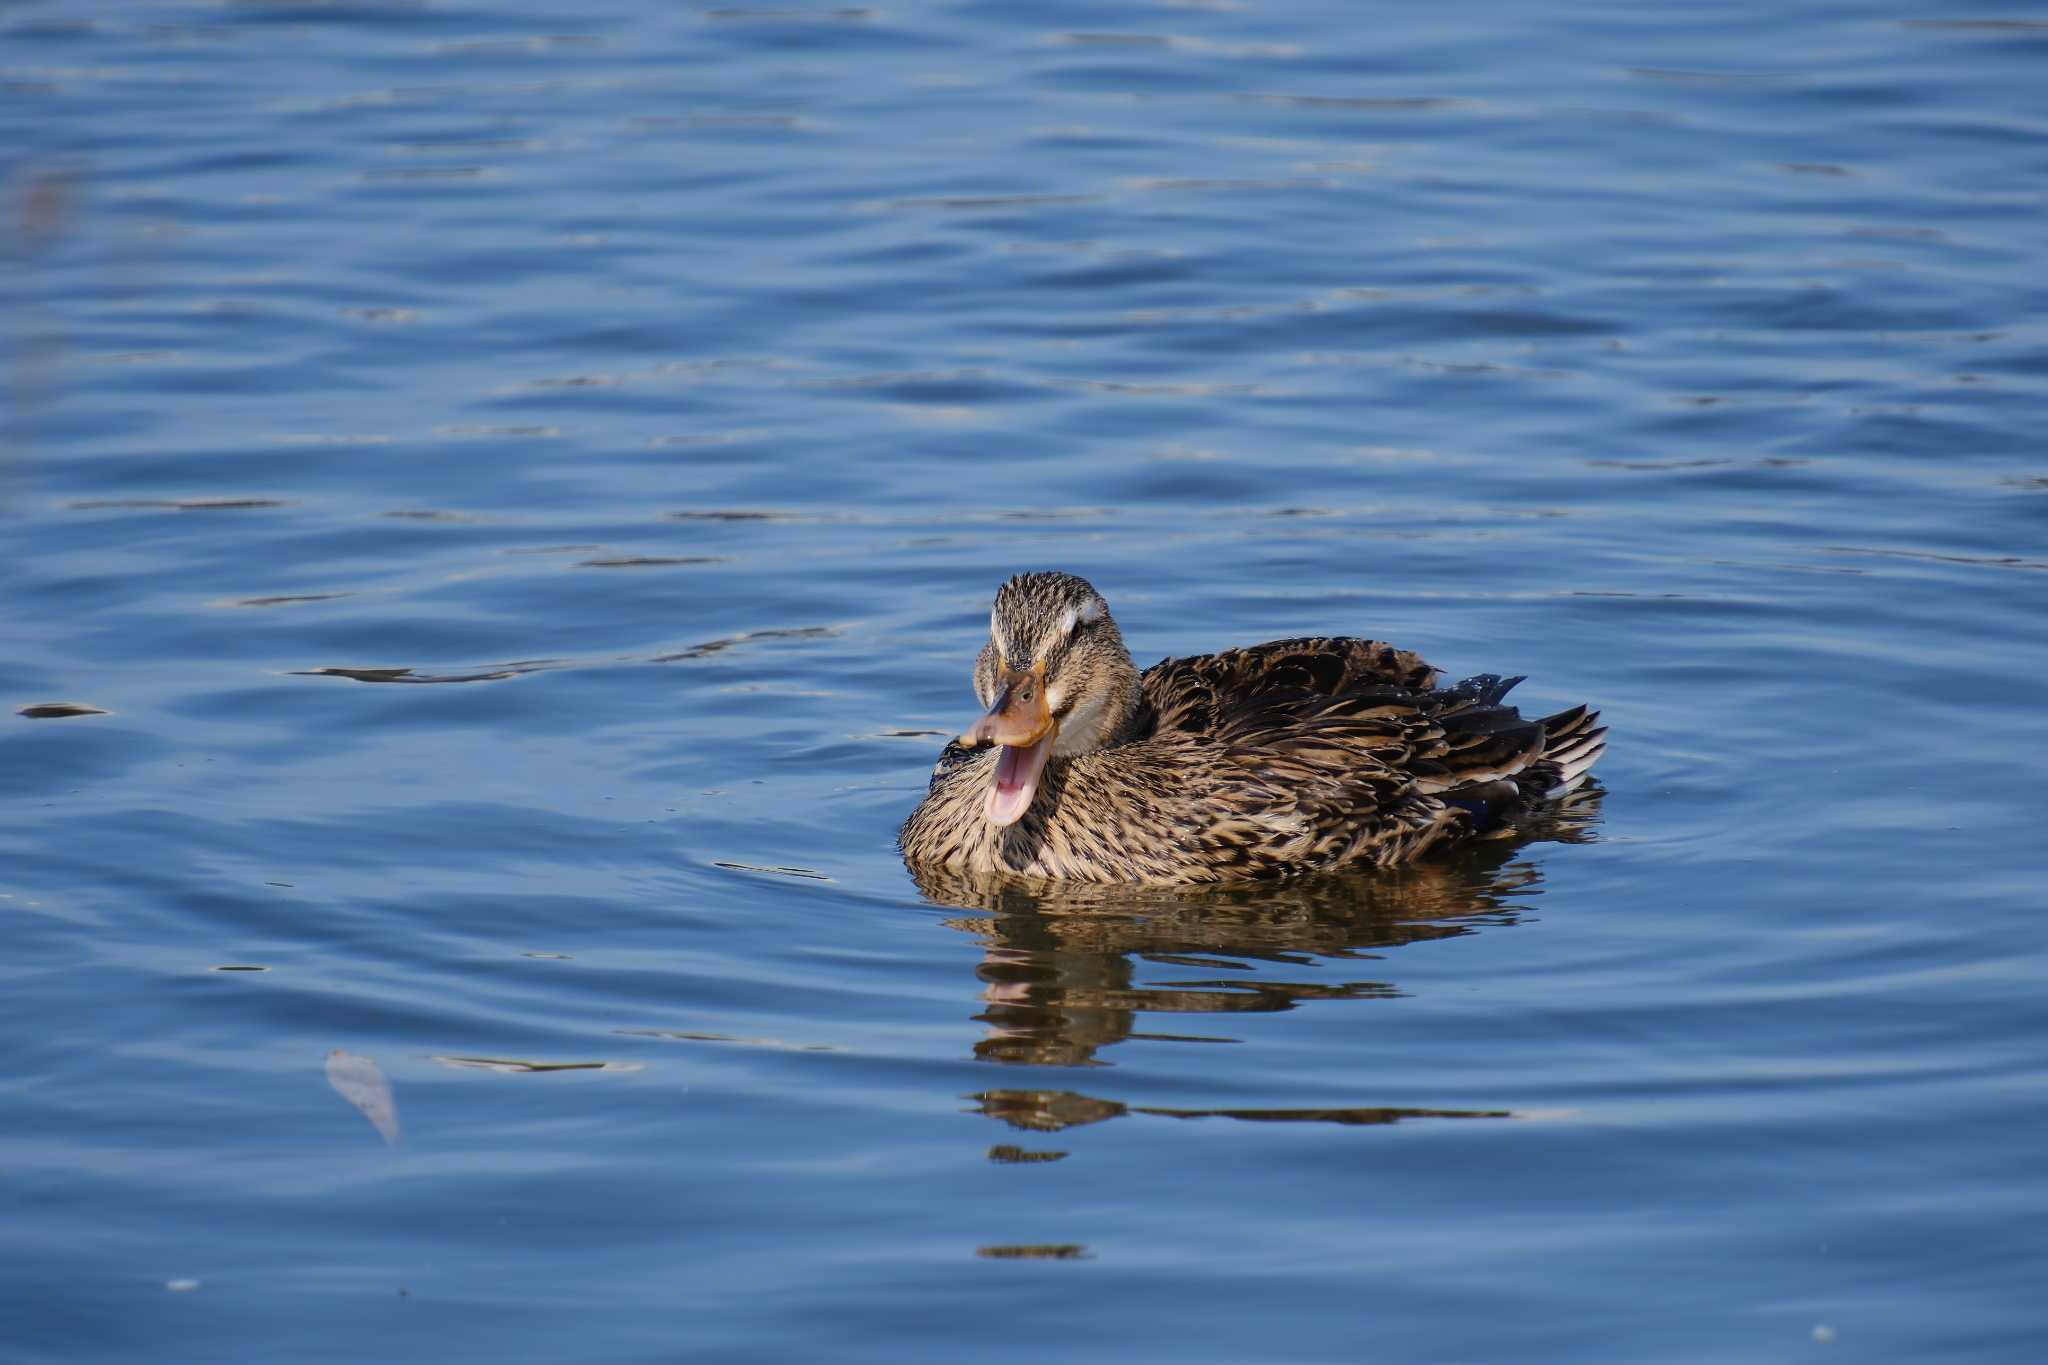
899;571;1606;884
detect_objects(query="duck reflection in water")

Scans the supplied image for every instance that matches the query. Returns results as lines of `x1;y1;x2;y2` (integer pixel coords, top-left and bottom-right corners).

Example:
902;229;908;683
907;787;1601;1132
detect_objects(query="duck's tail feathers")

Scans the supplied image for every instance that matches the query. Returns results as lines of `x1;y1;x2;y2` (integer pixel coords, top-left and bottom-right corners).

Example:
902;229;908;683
1536;704;1607;798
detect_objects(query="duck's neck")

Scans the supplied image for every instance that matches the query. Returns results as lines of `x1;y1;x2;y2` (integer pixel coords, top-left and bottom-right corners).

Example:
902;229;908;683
1048;659;1143;760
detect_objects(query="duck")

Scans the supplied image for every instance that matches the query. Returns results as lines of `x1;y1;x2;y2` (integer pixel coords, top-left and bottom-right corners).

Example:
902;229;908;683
899;571;1606;885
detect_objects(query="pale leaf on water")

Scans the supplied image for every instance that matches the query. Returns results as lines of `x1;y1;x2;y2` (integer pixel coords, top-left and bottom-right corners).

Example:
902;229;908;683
325;1049;400;1146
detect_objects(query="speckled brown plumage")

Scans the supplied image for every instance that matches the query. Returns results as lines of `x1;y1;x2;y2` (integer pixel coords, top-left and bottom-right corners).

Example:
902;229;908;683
899;572;1606;885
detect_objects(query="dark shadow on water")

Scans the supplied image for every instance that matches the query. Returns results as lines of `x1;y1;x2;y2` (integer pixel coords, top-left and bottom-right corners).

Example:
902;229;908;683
907;788;1601;1130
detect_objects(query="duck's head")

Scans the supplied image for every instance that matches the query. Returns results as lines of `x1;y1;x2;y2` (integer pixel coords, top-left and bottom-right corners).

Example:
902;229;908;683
963;571;1141;827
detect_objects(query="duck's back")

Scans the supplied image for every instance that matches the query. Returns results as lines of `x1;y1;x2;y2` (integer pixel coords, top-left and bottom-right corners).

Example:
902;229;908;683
1141;636;1443;737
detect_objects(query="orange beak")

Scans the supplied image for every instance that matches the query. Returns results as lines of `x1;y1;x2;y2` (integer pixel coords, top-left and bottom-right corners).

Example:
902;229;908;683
964;661;1058;828
963;661;1053;749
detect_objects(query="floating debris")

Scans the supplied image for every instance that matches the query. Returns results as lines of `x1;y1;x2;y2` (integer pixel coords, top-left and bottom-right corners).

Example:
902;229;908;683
62;498;287;511
325;1050;400;1146
217;593;353;609
17;701;109;719
712;861;833;882
293;660;565;685
986;1146;1068;1164
616;1029;839;1053
975;1244;1090;1261
429;1056;643;1074
1137;1102;1513;1125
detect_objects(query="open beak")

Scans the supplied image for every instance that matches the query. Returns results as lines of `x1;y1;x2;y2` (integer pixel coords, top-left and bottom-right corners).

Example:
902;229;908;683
962;662;1055;827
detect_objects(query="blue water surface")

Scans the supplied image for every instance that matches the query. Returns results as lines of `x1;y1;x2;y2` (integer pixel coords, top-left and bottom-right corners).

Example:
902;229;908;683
5;1;2047;1361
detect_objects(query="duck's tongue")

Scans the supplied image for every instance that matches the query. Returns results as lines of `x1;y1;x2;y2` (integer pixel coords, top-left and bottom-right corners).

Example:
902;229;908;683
983;735;1052;827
